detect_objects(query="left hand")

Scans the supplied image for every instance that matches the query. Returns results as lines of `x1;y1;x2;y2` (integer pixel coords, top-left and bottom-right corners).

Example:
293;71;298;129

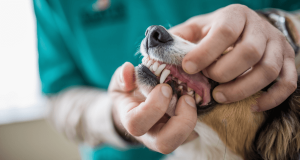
169;4;297;112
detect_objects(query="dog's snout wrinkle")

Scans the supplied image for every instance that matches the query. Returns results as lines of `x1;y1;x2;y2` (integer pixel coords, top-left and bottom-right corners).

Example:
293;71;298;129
147;25;173;49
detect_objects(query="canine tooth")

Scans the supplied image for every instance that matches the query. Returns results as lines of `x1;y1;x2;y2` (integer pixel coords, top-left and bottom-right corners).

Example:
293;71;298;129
155;64;167;76
146;60;153;67
195;93;202;104
178;80;182;84
160;69;171;84
187;90;194;96
187;87;193;92
153;62;159;71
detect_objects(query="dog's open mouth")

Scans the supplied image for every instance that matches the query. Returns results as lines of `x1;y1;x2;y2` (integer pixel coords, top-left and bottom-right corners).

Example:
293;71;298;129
135;25;219;116
140;56;212;106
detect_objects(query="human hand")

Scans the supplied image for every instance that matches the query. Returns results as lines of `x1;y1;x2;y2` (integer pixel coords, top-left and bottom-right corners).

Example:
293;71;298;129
108;62;198;154
170;4;297;112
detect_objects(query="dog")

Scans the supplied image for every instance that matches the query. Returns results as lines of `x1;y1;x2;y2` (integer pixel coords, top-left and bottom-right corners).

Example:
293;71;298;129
135;25;300;160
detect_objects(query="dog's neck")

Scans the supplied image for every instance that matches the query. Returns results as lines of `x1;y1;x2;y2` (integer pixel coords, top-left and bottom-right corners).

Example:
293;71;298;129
165;122;243;160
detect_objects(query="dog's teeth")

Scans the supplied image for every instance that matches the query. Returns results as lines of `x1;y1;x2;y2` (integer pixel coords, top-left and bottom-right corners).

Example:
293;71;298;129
146;60;153;68
142;57;146;64
160;69;171;84
187;90;194;96
187;87;193;92
195;93;202;104
144;58;150;65
155;64;167;76
149;65;154;71
153;62;159;71
178;86;183;93
178;80;182;84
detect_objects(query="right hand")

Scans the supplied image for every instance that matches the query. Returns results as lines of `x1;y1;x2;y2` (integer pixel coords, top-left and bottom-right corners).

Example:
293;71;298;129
108;62;198;154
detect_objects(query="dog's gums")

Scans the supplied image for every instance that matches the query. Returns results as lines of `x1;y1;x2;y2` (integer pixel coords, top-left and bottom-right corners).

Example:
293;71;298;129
141;56;212;106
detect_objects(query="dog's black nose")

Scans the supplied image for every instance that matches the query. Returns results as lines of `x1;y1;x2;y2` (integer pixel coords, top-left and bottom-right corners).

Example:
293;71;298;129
146;25;173;49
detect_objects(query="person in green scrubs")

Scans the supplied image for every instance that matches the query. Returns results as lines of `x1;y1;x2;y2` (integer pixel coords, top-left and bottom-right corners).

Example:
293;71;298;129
33;0;300;159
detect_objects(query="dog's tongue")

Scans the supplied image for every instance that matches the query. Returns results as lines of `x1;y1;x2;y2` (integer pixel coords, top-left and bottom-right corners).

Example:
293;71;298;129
165;65;212;116
166;65;212;104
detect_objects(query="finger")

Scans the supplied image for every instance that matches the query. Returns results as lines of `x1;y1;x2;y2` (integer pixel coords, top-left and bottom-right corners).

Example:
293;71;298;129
183;131;199;144
213;40;283;103
121;84;173;136
109;62;136;92
146;95;197;154
169;18;209;43
205;23;267;83
182;17;246;74
255;46;297;112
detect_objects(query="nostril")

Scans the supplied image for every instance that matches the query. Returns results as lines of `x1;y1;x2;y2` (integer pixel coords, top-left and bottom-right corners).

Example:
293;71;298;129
147;25;173;48
152;31;160;41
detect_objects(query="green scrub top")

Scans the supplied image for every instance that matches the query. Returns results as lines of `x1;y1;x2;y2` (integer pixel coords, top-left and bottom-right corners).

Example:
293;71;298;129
33;0;300;159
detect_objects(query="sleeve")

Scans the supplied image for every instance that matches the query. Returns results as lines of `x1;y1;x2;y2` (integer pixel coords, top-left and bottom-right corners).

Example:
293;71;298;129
34;0;86;94
33;0;128;148
48;87;128;148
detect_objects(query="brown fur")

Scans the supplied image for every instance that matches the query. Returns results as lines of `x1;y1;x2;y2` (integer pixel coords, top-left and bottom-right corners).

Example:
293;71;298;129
198;83;300;160
198;92;265;158
254;82;300;160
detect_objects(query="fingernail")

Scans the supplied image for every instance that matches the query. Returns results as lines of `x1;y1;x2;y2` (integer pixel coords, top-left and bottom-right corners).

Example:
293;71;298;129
161;85;172;98
251;106;259;112
185;96;196;108
214;92;227;103
184;61;198;74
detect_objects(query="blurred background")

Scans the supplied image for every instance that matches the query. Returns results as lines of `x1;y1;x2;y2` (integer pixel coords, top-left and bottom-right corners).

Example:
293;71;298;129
0;0;80;159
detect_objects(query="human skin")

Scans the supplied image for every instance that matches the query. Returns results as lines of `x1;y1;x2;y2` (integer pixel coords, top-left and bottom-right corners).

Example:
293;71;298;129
109;4;297;154
170;4;297;112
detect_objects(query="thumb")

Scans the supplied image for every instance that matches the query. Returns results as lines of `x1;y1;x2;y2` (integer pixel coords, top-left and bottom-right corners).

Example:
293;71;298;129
109;62;136;92
169;22;204;43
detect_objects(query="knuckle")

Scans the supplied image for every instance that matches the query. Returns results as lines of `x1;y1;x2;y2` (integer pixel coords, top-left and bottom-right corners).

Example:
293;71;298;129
155;139;176;154
284;79;297;93
185;22;200;42
217;24;236;41
228;4;249;10
225;4;250;15
261;62;280;82
277;33;287;43
243;44;261;62
210;68;230;82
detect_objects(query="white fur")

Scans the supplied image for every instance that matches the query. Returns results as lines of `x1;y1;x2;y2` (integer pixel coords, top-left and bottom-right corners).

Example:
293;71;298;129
165;122;243;160
139;27;243;160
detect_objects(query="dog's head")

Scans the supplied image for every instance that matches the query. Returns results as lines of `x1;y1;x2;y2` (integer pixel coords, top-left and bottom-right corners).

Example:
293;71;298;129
135;25;300;160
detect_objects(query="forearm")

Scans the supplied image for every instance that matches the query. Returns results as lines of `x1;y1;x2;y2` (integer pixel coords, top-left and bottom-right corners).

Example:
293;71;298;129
47;87;127;148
